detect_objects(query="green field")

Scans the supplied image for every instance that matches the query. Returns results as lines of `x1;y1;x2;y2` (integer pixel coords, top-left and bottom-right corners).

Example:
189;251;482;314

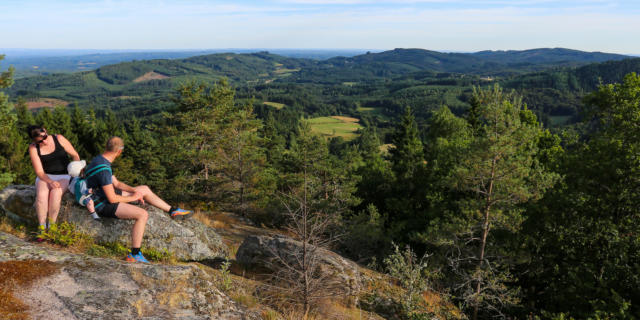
307;116;363;141
263;101;286;109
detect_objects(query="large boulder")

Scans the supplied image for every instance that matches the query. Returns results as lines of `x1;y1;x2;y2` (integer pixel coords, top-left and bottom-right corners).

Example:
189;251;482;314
0;185;226;261
0;231;256;320
236;234;362;300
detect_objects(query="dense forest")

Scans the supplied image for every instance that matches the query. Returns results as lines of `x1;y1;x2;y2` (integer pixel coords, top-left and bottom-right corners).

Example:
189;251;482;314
1;50;639;319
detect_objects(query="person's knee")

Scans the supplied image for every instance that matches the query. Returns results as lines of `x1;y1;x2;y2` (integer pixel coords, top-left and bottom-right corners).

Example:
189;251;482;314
139;209;149;222
137;185;152;195
142;185;152;194
50;187;63;196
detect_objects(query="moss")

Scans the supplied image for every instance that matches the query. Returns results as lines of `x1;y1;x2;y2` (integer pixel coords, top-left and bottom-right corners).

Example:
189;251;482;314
0;260;59;320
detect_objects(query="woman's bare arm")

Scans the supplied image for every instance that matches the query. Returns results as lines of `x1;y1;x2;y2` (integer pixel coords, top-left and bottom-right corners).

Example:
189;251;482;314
57;134;80;161
29;144;59;187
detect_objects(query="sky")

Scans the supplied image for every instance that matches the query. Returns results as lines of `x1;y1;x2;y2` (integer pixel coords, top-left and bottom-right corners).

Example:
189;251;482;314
1;0;639;54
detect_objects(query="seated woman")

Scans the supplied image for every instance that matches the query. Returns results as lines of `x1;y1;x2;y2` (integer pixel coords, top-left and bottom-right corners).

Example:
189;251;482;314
27;125;80;241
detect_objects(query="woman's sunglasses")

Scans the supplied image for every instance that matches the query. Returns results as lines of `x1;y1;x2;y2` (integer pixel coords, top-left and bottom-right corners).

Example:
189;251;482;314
34;131;48;144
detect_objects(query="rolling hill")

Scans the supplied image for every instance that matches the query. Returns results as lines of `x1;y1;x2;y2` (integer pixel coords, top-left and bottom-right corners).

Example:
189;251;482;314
4;48;639;128
471;48;629;65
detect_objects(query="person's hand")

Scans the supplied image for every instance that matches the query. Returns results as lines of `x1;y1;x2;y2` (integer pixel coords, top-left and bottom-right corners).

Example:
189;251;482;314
88;188;93;194
48;180;61;189
132;191;145;205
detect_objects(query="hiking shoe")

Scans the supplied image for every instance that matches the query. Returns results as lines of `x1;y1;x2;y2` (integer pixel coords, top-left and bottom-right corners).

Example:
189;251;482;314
169;208;193;220
126;252;149;263
35;225;46;242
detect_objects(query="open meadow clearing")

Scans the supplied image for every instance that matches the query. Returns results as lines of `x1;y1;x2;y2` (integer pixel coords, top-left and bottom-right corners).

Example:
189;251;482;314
307;116;363;140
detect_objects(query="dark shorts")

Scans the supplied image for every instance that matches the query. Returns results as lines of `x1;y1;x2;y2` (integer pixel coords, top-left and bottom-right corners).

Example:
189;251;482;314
96;202;119;219
95;189;122;219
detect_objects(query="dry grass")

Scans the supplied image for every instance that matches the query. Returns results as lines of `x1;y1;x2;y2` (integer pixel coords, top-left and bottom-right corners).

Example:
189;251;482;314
0;216;27;238
0;260;60;320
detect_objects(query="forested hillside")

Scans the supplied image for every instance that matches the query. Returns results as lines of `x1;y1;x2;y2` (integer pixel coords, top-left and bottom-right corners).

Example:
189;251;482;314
5;49;640;131
1;49;640;318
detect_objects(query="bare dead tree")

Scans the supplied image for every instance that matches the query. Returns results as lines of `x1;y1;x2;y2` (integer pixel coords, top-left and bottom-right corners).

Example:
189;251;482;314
259;123;356;318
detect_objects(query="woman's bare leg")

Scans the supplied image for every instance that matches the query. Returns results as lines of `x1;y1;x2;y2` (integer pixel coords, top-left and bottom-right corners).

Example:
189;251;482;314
47;178;69;223
35;179;50;226
115;203;148;248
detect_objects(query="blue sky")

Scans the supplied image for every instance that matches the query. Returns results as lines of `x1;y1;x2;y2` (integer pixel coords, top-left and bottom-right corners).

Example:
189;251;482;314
1;0;639;53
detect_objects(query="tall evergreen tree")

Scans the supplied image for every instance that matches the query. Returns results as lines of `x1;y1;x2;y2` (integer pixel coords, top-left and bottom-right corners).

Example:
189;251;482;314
386;107;428;244
0;55;20;188
450;85;558;319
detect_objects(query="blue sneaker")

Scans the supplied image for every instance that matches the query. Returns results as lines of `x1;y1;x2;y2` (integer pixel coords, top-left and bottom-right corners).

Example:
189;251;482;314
170;207;193;220
126;252;149;263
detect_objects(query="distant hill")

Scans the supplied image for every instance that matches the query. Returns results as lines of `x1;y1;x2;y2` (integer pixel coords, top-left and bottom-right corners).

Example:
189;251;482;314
471;48;629;65
2;49;369;78
291;48;632;83
4;52;313;111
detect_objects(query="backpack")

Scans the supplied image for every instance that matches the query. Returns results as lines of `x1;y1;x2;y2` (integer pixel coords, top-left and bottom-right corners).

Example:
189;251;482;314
72;164;113;206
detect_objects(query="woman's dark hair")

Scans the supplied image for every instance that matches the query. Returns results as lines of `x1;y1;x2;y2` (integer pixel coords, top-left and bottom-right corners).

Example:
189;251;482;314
27;125;45;139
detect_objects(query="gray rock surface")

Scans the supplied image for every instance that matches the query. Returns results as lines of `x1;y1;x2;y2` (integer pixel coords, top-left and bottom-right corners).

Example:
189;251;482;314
236;234;362;299
0;185;227;261
0;231;255;320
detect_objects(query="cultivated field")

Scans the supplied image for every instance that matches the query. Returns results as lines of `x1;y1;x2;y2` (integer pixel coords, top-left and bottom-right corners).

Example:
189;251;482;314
263;101;286;109
25;98;69;110
308;116;363;141
133;71;170;83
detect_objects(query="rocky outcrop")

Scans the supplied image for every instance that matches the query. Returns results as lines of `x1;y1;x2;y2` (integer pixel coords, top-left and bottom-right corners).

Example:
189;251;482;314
236;235;362;300
0;185;226;261
0;231;255;320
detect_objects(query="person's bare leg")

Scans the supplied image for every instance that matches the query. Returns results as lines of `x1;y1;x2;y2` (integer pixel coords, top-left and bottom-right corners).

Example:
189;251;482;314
35;179;50;226
115;203;148;248
47;179;69;223
86;199;95;213
134;185;171;212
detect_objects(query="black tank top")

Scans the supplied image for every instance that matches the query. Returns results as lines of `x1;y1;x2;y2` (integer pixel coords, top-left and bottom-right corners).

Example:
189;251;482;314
37;135;70;175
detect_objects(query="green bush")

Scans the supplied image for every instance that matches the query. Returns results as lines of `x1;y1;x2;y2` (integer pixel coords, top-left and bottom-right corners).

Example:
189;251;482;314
142;247;174;262
40;222;92;247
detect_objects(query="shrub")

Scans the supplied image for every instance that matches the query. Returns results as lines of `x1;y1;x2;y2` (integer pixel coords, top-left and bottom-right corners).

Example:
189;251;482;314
40;222;92;247
384;243;438;319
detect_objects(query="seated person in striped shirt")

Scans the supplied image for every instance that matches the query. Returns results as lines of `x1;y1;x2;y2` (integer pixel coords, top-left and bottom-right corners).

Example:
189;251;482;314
85;136;192;263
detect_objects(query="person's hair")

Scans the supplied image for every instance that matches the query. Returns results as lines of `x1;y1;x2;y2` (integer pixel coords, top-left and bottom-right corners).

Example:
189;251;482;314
27;125;45;139
106;136;124;152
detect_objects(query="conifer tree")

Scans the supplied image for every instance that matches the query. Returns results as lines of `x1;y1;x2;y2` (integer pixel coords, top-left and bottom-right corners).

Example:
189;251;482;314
451;85;558;319
0;55;19;188
386;107;428;243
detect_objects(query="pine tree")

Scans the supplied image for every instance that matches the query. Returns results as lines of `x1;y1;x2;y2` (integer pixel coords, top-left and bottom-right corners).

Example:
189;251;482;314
386;107;428;243
452;84;558;319
0;55;18;188
389;107;424;180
